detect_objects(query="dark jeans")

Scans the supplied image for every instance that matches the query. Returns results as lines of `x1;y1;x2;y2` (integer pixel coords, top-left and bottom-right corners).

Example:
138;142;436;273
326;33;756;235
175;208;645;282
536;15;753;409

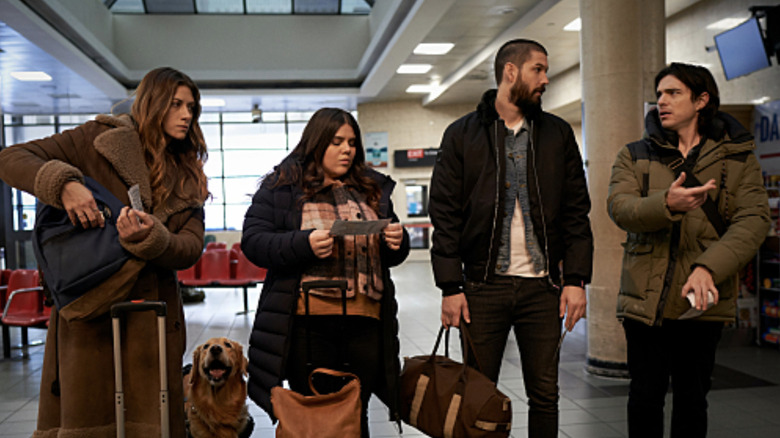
464;276;562;438
623;318;724;438
287;315;381;438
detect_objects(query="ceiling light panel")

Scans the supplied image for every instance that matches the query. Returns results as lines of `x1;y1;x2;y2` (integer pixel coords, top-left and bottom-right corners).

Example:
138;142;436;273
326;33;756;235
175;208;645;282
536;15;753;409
246;0;291;14
706;17;751;30
414;43;455;55
397;64;433;74
564;18;581;31
406;84;434;94
10;71;52;81
196;0;244;14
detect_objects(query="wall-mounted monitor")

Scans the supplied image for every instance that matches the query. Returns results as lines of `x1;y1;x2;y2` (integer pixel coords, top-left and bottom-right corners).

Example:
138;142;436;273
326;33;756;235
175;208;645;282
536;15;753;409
405;185;428;217
714;17;771;80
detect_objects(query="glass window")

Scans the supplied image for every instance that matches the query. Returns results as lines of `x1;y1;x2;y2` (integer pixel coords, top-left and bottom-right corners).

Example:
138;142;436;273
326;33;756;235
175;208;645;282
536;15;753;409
287;122;306;148
4;110;356;231
224;176;261;204
204;204;225;231
225;204;250;230
223;123;286;149
199;113;221;123
222;112;254;123
201;124;221;151
203;153;224;182
4;126;56;145
262;112;286;122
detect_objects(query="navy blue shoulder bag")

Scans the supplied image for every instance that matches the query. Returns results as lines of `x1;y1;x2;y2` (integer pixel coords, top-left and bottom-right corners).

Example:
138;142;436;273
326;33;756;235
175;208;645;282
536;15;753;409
32;176;131;310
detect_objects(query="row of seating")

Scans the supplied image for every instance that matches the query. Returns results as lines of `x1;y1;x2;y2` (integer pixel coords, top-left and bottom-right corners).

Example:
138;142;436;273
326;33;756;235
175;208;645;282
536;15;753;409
1;269;49;359
177;242;267;314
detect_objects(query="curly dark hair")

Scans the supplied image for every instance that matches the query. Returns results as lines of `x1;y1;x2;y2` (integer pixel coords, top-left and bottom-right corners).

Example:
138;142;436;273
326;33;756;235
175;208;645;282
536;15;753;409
268;108;381;211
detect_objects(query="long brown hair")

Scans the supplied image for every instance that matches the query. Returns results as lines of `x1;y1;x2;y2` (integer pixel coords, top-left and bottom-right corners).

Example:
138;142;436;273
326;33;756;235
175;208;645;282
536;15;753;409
131;67;209;208
271;108;381;211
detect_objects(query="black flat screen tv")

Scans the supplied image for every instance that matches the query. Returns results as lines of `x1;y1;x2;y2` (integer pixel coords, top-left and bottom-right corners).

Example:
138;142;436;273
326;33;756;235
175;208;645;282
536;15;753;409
714;17;771;80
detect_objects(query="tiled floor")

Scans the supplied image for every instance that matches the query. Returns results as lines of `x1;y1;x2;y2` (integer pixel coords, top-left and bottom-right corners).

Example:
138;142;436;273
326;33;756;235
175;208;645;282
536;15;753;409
1;260;779;437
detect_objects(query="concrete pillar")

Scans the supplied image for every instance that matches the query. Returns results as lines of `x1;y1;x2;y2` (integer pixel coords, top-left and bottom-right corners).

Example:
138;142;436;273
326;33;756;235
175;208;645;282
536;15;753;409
580;0;665;377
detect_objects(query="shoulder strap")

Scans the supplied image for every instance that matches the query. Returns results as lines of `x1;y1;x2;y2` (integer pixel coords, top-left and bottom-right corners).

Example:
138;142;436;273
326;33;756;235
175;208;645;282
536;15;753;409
658;152;727;237
627;140;650;198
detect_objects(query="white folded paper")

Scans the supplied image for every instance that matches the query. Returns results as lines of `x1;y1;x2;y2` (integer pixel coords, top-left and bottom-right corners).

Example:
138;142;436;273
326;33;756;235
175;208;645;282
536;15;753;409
679;290;715;320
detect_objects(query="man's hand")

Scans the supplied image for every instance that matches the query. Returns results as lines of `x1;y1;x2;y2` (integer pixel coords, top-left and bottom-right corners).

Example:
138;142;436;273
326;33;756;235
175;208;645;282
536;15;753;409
560;285;586;331
682;266;718;310
441;293;470;328
308;229;334;259
61;181;105;229
666;172;717;213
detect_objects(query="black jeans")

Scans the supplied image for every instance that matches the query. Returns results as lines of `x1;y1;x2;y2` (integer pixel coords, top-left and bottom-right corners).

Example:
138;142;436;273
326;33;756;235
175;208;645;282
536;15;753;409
464;276;562;438
623;318;724;438
287;315;381;438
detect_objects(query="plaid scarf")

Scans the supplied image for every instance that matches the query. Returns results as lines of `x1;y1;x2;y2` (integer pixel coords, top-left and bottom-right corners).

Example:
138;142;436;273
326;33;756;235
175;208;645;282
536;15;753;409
300;183;384;300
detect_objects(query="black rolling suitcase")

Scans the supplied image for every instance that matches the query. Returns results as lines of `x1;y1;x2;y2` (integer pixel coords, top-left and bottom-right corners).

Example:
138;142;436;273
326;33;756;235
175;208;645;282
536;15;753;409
111;300;170;438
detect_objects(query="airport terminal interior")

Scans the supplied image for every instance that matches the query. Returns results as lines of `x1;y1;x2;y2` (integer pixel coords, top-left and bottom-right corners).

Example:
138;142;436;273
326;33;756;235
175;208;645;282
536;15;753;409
1;0;780;437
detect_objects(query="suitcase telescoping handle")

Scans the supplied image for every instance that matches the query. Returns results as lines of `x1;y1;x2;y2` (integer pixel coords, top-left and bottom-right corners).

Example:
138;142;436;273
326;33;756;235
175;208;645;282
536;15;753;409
300;280;349;370
111;300;169;438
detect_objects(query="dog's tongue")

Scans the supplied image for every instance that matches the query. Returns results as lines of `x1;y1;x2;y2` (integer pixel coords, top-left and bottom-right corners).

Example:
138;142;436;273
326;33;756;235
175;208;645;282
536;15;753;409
210;369;225;380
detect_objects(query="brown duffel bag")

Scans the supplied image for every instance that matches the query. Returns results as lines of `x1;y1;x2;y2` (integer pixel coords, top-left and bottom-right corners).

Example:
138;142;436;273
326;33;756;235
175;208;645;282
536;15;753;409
400;324;512;438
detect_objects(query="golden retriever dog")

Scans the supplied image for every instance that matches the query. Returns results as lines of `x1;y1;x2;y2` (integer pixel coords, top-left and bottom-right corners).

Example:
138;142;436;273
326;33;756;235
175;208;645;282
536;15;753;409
184;337;252;438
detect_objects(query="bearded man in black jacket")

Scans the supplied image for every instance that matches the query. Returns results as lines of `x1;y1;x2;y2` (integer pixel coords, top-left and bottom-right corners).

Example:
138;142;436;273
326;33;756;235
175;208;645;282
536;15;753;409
429;39;593;438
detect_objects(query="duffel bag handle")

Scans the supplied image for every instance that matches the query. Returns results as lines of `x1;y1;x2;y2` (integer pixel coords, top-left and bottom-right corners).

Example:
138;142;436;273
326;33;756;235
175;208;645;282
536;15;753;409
429;324;486;374
307;368;359;396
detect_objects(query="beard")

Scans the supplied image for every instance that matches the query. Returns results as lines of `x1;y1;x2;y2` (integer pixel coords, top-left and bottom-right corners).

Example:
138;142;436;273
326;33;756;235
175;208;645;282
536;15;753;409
510;79;544;119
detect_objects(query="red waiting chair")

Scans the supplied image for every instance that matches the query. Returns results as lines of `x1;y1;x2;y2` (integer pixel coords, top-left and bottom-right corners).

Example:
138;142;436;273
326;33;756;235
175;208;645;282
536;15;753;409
177;261;200;283
0;269;12;314
181;249;230;287
221;251;266;315
205;241;227;251
2;269;48;359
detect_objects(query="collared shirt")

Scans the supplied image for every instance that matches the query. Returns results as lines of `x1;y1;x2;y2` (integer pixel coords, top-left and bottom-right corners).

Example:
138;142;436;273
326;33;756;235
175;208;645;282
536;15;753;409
495;118;547;277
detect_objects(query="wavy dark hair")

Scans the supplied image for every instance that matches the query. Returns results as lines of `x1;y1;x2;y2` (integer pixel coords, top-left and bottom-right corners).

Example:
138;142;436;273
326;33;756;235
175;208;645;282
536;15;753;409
655;62;721;136
131;67;209;207
494;38;548;85
269;108;381;212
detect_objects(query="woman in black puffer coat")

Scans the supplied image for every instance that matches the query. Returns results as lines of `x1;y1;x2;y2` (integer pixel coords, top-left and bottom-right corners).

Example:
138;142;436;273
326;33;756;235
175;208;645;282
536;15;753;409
241;108;410;437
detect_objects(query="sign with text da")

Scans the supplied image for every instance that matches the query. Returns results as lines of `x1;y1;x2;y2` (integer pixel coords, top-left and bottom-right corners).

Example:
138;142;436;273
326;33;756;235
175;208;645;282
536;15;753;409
755;100;780;174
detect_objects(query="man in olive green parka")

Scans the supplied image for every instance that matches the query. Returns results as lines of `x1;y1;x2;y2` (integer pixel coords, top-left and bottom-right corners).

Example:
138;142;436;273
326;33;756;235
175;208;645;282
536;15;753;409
607;63;769;438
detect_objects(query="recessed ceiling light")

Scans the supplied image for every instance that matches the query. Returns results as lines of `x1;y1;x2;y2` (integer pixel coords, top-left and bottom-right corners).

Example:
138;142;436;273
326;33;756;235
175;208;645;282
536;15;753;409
200;98;226;107
406;84;434;94
563;18;581;32
397;64;433;74
413;43;454;55
706;17;749;30
11;71;52;81
752;96;771;105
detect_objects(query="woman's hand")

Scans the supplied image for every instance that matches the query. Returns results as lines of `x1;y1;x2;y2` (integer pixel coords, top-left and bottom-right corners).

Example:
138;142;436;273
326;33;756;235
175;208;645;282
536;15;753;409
383;222;403;250
117;206;153;242
61;181;105;228
309;229;334;259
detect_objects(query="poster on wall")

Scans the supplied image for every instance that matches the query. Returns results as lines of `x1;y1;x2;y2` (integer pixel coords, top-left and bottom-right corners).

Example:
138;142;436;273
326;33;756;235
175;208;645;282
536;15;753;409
364;131;388;168
754;100;780;174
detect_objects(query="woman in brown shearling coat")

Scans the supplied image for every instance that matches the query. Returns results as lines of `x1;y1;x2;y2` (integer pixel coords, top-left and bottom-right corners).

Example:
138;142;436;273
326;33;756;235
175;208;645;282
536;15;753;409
0;67;209;437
